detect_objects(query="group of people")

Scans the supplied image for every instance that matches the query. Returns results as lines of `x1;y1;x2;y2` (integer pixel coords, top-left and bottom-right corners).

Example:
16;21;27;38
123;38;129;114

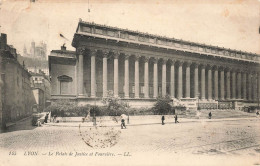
161;114;179;125
36;112;58;127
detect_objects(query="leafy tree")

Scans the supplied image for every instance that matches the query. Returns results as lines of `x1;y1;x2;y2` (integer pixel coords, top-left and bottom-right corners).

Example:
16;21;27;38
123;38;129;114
102;90;129;116
153;95;173;115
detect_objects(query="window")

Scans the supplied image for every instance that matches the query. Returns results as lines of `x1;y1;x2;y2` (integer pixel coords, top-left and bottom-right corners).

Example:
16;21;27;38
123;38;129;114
140;86;144;94
57;75;73;95
132;86;135;93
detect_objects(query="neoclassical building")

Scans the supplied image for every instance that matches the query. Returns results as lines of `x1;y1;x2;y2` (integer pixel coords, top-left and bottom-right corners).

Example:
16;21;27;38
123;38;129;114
49;20;260;109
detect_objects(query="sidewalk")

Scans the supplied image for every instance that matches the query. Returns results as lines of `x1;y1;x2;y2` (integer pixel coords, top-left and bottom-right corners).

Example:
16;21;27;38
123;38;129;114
44;116;260;128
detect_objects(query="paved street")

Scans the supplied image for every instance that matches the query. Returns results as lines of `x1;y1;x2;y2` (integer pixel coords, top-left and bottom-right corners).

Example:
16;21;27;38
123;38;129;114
0;117;260;166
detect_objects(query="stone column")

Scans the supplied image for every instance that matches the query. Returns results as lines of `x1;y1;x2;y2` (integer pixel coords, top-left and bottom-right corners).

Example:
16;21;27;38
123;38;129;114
232;70;236;99
77;47;85;96
144;57;149;98
226;69;231;100
153;58;158;98
135;55;140;98
258;73;260;102
220;68;225;100
214;67;218;100
185;62;191;98
114;52;119;97
170;60;175;98
237;71;242;99
162;58;167;97
248;73;252;101
201;65;205;100
207;65;212;100
102;51;108;97
124;54;130;98
242;72;247;100
178;61;183;99
253;73;257;101
194;63;199;98
90;49;96;98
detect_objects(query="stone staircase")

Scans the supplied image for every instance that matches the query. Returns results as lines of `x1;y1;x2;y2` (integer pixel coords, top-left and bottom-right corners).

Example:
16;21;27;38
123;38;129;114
176;109;257;119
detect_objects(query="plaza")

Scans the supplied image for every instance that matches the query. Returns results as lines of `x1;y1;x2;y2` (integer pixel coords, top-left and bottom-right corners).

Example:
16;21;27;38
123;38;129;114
0;114;260;166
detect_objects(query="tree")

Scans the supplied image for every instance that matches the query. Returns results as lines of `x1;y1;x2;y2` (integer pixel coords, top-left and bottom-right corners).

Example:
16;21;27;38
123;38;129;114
102;90;129;116
153;95;173;115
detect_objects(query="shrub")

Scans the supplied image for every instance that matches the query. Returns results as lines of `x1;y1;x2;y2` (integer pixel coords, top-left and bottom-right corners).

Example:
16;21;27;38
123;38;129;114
152;95;174;115
102;90;129;116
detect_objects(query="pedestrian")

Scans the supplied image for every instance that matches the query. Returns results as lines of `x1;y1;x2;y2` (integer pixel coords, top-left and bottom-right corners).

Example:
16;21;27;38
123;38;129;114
37;119;41;127
44;113;48;123
209;112;212;119
174;114;179;123
121;118;126;129
53;114;57;123
161;115;165;125
256;111;259;116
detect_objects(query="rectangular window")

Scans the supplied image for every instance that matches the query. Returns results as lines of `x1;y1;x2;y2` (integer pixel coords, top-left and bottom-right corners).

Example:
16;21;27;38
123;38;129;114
149;86;153;95
132;85;135;93
60;81;69;94
129;35;136;40
82;26;91;33
140;86;144;94
95;28;103;35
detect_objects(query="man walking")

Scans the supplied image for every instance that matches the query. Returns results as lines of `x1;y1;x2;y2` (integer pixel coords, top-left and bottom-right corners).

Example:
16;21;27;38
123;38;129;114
174;114;179;123
161;115;165;125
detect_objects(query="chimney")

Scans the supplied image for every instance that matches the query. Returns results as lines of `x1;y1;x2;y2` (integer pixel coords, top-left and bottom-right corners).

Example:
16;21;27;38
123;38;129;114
0;33;7;50
61;44;66;51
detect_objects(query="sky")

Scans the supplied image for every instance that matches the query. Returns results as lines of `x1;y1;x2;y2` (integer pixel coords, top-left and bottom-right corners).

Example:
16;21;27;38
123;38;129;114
0;0;259;56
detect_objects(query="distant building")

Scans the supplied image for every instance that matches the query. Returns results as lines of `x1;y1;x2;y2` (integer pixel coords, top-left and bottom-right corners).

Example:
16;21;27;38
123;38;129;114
23;41;49;75
0;33;36;128
24;41;47;60
30;71;51;111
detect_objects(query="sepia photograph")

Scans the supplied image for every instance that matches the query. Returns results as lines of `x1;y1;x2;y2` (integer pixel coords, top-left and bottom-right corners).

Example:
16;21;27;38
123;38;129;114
0;0;260;165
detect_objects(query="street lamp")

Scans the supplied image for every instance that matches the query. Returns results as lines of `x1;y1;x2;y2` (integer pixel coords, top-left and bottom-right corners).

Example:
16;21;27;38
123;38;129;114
197;93;200;111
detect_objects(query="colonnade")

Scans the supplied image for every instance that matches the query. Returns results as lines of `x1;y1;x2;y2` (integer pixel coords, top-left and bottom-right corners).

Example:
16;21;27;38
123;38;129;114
77;48;260;102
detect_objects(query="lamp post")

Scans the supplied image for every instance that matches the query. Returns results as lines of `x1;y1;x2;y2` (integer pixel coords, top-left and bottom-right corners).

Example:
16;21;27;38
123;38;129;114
197;93;200;111
93;85;97;126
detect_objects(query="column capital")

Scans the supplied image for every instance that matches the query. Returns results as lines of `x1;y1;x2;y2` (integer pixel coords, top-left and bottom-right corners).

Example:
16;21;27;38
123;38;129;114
169;59;177;65
124;53;131;59
134;54;141;61
113;51;120;59
77;46;86;55
144;56;150;62
213;65;219;70
152;57;159;63
219;66;225;71
89;48;97;56
206;64;214;69
102;49;110;58
185;61;192;67
178;60;184;66
193;63;199;68
162;58;168;64
225;67;231;72
200;64;206;69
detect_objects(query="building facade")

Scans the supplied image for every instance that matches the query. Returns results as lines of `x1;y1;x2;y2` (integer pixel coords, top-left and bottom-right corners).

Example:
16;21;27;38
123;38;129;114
30;71;51;111
50;20;260;108
0;33;36;128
